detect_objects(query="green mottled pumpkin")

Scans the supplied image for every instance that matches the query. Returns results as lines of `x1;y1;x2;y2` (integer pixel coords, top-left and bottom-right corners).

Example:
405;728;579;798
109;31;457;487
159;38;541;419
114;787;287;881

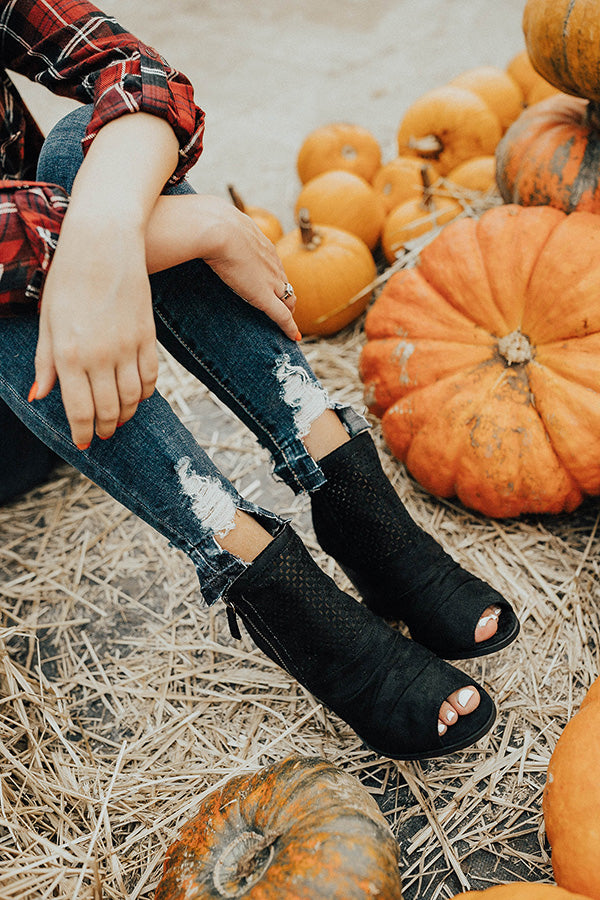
155;755;403;900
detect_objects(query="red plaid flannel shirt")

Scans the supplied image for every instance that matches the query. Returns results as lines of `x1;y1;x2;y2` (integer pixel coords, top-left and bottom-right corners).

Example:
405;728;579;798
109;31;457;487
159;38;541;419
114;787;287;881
0;0;205;316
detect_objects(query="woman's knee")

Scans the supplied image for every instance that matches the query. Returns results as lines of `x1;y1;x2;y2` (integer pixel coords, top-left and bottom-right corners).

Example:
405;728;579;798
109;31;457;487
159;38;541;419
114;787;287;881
36;104;93;191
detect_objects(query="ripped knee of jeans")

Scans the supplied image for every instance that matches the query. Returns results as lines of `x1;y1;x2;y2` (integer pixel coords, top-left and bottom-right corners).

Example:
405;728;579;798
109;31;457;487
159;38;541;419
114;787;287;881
176;457;237;539
274;353;331;438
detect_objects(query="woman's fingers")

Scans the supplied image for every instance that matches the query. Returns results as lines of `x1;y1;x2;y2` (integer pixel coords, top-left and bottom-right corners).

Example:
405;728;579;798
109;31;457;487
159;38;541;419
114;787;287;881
137;339;159;401
88;369;121;439
115;361;144;426
56;366;96;449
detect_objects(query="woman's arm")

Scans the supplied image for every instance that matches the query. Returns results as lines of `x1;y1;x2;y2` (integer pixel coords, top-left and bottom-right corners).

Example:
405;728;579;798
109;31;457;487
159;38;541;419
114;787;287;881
33;111;180;449
32;114;299;450
2;0;205;183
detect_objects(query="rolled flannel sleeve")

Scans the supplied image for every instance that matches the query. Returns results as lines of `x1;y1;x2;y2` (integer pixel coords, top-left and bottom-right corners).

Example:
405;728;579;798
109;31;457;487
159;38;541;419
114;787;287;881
0;182;69;316
1;0;205;183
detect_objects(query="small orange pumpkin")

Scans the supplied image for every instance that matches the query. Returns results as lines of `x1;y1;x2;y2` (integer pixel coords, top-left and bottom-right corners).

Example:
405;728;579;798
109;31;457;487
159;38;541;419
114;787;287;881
396;85;503;175
446;156;498;193
449;66;524;132
155;755;403;900
360;204;600;518
296;122;382;185
372;157;440;215
227;185;284;244
543;676;600;899
381;166;462;263
451;885;593;900
496;94;600;214
506;49;559;107
276;209;376;336
523;0;600;102
294;169;385;250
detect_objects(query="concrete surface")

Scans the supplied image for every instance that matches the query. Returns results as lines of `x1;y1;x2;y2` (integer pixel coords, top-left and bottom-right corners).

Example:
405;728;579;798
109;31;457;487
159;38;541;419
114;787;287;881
13;0;528;230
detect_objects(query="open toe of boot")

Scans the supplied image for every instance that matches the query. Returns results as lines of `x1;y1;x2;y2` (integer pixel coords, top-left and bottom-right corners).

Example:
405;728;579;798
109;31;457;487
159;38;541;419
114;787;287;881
224;524;497;761
340;557;521;661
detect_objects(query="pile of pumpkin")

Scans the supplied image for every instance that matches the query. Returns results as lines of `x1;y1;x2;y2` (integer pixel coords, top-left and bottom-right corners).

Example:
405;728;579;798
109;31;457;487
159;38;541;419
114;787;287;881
152;675;600;899
231;0;600;523
233;41;561;340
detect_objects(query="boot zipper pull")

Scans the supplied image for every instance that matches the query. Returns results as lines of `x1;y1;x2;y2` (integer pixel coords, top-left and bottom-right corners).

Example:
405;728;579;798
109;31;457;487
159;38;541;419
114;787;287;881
224;599;242;640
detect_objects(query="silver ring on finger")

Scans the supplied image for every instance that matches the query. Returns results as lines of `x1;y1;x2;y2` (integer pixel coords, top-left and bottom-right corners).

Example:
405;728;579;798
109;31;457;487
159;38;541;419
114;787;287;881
278;281;294;301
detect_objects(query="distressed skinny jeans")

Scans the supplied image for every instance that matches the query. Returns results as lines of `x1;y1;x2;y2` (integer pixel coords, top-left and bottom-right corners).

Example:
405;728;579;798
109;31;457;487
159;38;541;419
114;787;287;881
0;105;368;603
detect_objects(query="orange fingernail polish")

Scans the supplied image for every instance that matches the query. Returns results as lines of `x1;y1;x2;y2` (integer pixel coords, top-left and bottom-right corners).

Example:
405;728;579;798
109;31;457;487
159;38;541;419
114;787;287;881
76;442;91;451
295;331;303;341
27;381;38;402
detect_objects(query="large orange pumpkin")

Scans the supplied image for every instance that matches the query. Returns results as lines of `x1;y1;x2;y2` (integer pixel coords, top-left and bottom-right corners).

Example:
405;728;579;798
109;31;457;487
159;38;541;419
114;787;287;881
496;94;600;213
155;755;403;900
543;676;600;899
360;204;600;518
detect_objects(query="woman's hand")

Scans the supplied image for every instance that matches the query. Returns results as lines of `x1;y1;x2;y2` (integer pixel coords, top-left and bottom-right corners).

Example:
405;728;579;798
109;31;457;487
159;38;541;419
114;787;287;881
30;112;179;447
34;217;158;448
145;194;301;341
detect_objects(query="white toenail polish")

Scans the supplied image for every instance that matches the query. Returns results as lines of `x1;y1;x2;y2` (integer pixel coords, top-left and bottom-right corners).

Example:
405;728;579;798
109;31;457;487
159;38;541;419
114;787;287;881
446;709;457;723
492;606;502;616
457;688;475;708
477;614;496;628
438;721;446;734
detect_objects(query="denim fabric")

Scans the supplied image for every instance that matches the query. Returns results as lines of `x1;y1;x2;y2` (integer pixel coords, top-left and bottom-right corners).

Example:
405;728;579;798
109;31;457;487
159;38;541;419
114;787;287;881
0;104;368;603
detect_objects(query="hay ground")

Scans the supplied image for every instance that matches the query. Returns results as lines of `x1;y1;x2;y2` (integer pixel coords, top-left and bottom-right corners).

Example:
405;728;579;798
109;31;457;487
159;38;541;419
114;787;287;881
1;193;600;900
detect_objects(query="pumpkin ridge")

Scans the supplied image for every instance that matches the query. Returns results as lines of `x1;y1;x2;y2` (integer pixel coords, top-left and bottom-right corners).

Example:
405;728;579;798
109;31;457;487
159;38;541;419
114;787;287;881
527;361;600;494
559;0;577;92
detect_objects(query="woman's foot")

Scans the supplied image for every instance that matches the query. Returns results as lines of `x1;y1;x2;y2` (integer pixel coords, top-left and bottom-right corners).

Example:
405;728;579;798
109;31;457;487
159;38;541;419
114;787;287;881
224;524;496;760
310;431;520;660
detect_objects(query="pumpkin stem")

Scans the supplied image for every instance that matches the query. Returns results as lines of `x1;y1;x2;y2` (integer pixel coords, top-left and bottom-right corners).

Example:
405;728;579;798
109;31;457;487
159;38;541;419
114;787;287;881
408;133;443;159
227;184;246;213
298;207;322;249
212;830;280;897
497;330;533;365
420;165;434;210
586;101;600;132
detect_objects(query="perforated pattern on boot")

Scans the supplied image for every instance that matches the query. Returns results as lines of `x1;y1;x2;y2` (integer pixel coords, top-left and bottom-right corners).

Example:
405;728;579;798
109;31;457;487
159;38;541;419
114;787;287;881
230;526;372;677
313;432;441;569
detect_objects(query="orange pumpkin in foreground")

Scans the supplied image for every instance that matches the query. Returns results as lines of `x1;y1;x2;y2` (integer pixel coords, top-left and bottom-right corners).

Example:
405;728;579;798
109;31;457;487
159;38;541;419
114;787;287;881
155;755;403;900
360;204;600;518
543;676;600;900
452;885;592;900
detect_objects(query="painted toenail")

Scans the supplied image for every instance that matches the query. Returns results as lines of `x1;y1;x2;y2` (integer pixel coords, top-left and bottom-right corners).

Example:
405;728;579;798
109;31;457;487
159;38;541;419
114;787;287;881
492;606;502;615
457;688;476;708
477;613;498;628
438;721;447;735
446;708;457;723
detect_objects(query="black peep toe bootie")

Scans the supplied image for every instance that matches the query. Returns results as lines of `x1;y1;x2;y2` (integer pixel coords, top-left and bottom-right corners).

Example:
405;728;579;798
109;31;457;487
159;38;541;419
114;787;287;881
224;524;496;761
310;431;520;660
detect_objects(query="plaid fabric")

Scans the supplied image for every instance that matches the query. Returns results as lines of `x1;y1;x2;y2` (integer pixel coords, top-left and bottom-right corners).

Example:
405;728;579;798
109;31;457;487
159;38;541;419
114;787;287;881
0;0;205;314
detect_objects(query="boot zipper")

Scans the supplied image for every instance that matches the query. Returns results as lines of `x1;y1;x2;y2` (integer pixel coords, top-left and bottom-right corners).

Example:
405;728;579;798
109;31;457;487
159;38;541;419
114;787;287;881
223;595;242;640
